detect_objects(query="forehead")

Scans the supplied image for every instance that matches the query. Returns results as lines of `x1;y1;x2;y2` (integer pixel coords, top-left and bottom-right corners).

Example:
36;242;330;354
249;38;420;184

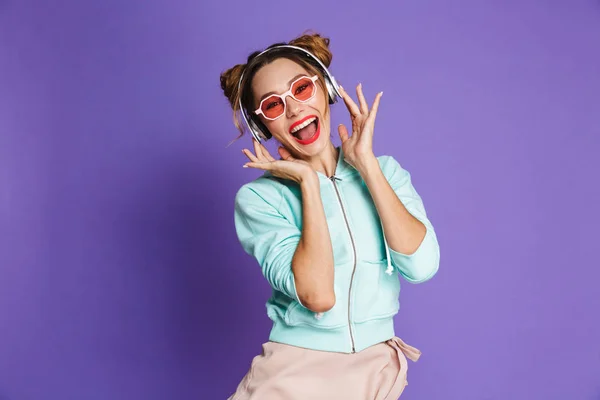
251;58;310;95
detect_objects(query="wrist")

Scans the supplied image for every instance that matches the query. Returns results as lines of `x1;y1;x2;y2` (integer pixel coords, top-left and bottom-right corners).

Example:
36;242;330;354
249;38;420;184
299;170;318;186
299;172;321;200
356;155;381;178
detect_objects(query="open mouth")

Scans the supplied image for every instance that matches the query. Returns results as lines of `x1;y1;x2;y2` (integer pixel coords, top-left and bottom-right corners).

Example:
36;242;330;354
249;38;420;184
289;116;320;145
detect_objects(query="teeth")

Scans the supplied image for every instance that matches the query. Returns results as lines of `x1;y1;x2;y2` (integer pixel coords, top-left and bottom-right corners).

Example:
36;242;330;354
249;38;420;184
290;117;317;133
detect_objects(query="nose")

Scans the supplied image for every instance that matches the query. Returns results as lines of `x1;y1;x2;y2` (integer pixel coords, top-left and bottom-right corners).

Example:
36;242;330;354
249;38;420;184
285;94;302;118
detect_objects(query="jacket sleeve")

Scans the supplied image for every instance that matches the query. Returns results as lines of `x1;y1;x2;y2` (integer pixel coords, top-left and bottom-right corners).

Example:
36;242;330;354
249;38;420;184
382;156;440;283
234;184;304;303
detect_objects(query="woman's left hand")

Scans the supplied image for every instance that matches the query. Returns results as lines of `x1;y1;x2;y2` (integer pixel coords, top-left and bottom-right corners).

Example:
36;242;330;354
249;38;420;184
337;83;383;174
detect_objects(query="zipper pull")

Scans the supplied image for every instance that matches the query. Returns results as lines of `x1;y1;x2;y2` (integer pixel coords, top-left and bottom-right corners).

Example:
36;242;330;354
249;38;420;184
330;175;342;182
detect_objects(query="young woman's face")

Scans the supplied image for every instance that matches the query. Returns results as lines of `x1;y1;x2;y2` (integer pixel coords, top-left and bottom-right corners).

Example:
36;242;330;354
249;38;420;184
251;58;331;158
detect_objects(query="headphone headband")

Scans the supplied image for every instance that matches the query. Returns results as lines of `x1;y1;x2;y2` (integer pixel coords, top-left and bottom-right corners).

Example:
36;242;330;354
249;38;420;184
236;44;341;143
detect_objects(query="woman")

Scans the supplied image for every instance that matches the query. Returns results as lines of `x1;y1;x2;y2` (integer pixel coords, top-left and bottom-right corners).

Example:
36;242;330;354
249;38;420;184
219;32;440;399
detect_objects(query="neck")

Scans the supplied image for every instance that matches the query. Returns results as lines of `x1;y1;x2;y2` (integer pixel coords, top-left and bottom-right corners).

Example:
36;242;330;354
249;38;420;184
306;141;339;178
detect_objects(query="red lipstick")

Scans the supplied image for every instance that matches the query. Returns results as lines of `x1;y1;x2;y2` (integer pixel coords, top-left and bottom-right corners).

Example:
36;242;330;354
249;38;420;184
289;115;318;134
289;115;320;146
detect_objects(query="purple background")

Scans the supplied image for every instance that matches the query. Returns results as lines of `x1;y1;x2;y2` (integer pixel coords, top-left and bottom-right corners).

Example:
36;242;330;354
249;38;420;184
1;1;599;399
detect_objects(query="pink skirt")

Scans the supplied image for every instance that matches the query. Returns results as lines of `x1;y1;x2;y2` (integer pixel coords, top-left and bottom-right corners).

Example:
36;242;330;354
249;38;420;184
227;336;421;400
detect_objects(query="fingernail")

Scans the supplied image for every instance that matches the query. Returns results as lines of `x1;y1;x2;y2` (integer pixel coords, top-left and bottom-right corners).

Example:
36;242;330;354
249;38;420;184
243;164;248;168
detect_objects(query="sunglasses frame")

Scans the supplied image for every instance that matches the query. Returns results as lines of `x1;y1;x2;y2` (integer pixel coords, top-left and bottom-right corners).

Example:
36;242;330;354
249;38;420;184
254;75;320;121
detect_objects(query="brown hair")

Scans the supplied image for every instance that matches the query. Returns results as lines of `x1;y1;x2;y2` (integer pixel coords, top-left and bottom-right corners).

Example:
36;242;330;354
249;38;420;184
219;31;334;145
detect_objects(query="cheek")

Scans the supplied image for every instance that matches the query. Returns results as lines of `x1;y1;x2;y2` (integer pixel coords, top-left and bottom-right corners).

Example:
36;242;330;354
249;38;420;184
264;119;287;138
315;91;329;114
316;97;329;121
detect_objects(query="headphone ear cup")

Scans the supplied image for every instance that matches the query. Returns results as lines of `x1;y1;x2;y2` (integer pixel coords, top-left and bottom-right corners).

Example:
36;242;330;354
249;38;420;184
326;79;336;104
247;118;261;142
249;117;271;142
321;73;341;105
257;120;272;141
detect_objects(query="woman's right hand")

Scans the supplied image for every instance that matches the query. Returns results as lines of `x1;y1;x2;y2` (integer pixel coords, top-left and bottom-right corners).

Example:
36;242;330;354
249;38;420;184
242;140;316;184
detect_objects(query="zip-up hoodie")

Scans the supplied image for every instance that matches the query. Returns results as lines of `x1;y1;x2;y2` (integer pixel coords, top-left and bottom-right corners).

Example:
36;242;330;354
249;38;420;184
234;146;440;354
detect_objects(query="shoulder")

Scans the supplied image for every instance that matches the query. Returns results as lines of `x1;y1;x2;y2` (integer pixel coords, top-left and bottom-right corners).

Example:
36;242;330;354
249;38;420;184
234;173;287;212
376;154;399;168
376;154;407;177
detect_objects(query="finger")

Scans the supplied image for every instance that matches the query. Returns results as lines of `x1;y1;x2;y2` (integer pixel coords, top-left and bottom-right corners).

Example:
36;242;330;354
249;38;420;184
242;148;259;162
252;139;268;162
338;85;361;118
356;83;369;115
243;161;270;170
338;123;350;143
278;146;295;161
258;143;276;162
367;91;383;122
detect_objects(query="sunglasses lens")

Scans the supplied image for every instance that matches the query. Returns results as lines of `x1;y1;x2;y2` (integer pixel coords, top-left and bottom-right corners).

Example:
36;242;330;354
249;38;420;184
292;77;316;101
260;95;285;119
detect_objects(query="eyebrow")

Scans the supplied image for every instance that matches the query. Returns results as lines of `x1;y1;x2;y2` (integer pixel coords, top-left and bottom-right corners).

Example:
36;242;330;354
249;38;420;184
258;73;307;102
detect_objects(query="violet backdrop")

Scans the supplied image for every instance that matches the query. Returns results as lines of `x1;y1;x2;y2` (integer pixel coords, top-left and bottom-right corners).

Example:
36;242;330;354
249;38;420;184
1;0;599;399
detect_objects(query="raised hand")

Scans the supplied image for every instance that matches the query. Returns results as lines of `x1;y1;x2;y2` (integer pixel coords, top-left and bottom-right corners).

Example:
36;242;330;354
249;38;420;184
242;139;316;184
337;83;383;173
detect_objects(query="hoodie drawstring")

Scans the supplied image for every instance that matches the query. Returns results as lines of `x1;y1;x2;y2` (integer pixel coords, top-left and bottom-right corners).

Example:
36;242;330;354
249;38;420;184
381;219;394;275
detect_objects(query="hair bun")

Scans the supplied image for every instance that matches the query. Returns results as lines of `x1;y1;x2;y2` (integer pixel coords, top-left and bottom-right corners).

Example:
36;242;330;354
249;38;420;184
288;31;332;68
220;63;246;108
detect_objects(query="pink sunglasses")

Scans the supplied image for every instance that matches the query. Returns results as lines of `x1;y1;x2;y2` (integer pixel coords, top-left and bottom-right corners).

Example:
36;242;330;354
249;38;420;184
254;75;320;121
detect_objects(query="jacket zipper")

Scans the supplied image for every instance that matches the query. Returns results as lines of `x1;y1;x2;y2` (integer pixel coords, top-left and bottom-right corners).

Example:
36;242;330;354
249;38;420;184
330;175;357;353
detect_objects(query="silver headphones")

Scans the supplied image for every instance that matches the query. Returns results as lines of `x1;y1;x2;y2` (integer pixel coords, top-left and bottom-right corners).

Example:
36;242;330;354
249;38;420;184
237;44;342;143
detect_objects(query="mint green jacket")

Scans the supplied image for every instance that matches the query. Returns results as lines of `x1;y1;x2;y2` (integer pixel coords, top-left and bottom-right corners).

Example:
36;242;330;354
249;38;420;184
234;146;440;353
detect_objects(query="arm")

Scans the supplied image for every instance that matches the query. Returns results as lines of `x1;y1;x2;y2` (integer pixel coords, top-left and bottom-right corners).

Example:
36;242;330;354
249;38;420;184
234;175;335;312
293;174;336;311
358;156;440;283
333;83;438;282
